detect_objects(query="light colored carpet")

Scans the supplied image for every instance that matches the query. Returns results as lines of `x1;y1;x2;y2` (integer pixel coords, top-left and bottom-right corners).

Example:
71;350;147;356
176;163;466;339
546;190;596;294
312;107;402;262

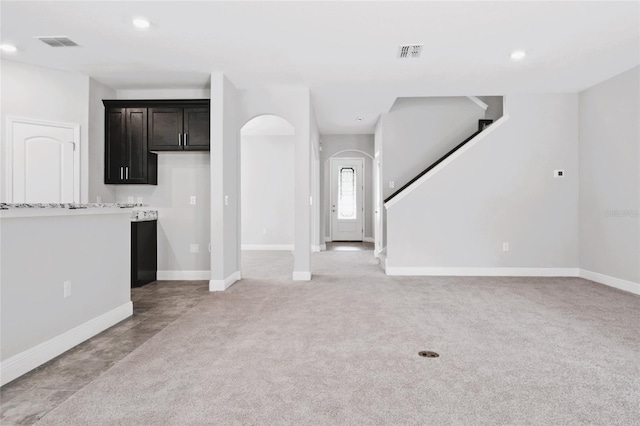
37;251;640;425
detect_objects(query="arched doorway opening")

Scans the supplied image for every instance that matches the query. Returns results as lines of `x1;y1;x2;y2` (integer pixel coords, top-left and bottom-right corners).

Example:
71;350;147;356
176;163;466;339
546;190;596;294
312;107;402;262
240;114;296;279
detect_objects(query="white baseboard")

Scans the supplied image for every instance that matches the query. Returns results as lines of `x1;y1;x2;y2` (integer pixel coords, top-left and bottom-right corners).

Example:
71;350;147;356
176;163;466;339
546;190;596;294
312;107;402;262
324;237;331;242
579;269;640;295
364;237;375;243
320;244;326;251
385;267;579;277
157;270;210;280
293;271;312;281
209;271;241;292
312;245;322;252
241;244;294;251
0;302;132;386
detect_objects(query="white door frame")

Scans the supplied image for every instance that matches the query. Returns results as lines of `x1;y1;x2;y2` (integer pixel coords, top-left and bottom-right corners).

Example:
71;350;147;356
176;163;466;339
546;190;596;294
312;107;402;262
329;157;365;242
5;116;81;203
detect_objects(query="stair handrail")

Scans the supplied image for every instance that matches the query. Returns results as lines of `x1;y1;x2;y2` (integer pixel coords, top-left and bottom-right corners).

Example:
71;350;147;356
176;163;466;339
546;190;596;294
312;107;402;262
383;119;493;204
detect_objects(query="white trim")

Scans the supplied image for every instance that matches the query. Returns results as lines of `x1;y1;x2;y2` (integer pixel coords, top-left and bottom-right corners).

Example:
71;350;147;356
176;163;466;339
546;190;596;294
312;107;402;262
324;236;332;242
0;302;132;386
311;245;322;252
467;96;489;110
320;244;326;251
5;116;81;203
384;114;510;209
385;267;579;277
378;256;387;272
241;244;294;251
579;269;640;295
364;237;374;243
209;271;241;292
293;271;312;281
157;270;210;280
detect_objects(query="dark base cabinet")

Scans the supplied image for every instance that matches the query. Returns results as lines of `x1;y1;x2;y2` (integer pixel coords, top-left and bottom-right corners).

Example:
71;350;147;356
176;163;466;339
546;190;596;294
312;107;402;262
131;220;157;287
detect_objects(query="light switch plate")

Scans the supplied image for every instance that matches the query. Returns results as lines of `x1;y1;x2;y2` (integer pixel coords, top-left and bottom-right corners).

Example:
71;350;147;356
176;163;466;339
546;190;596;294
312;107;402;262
190;244;199;254
190;196;196;205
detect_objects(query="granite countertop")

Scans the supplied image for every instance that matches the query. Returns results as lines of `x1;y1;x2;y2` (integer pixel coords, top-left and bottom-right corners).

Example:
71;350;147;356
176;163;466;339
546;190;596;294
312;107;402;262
0;203;158;222
131;209;158;222
0;203;145;210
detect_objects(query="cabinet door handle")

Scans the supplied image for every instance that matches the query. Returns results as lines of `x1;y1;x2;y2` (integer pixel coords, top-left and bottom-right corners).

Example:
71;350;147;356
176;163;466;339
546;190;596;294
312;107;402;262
120;167;124;180
126;167;129;180
184;133;188;147
178;133;182;147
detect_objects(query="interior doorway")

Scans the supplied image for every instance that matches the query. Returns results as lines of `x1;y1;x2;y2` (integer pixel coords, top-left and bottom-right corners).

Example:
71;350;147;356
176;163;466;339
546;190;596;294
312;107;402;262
239;114;296;279
330;157;364;242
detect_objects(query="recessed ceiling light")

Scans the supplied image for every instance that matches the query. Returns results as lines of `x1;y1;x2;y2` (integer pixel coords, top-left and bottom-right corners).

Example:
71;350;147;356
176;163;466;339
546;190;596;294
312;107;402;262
0;44;18;53
510;50;526;60
133;17;151;30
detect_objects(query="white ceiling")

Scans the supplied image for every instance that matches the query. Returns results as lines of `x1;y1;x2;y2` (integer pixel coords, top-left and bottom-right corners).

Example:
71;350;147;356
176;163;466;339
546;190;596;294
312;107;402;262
1;1;639;134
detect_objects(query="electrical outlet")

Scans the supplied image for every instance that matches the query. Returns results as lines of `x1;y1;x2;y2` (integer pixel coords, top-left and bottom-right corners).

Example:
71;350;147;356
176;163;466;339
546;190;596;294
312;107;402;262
190;196;196;205
63;281;71;298
262;228;267;235
137;197;143;204
127;196;134;204
190;244;199;254
503;242;509;252
389;181;395;189
224;195;229;206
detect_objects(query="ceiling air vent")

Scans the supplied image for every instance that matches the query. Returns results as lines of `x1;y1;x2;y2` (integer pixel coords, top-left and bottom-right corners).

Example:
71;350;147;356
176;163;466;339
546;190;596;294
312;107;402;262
398;44;423;59
36;36;78;47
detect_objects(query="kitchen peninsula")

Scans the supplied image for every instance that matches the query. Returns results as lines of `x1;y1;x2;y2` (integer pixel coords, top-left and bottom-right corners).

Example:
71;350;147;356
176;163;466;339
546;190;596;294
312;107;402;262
0;203;143;385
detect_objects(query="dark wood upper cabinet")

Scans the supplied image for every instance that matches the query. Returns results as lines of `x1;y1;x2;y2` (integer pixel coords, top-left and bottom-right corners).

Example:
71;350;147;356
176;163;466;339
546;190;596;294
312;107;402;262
104;104;157;185
183;107;210;151
148;101;210;151
149;108;183;150
103;99;209;185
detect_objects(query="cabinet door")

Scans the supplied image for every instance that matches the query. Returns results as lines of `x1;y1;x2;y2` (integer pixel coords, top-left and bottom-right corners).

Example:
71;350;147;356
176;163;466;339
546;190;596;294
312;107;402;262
183;107;210;151
105;107;126;183
149;108;183;150
125;108;148;183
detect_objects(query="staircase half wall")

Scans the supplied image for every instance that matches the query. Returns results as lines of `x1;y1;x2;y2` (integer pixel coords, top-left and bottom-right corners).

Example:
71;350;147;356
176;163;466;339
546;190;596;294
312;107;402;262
385;94;579;276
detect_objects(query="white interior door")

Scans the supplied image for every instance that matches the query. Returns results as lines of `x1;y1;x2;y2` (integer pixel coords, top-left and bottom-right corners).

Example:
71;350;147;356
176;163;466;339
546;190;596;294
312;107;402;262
330;158;364;241
7;118;80;203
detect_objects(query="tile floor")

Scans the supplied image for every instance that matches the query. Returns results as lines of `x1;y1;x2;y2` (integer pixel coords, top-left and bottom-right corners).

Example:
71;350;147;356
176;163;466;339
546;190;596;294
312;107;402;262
0;280;209;426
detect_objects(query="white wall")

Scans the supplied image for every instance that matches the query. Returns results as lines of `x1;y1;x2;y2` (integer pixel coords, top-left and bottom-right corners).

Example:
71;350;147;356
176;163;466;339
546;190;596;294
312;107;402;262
383;97;486;199
320;134;374;241
238;86;312;280
210;73;241;288
114;88;212;279
115;153;211;276
0;210;131;384
477;96;504;121
241;135;295;248
374;117;384;253
116;88;210;100
386;94;579;271
88;78;116;203
1;60;90;202
579;66;639;284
